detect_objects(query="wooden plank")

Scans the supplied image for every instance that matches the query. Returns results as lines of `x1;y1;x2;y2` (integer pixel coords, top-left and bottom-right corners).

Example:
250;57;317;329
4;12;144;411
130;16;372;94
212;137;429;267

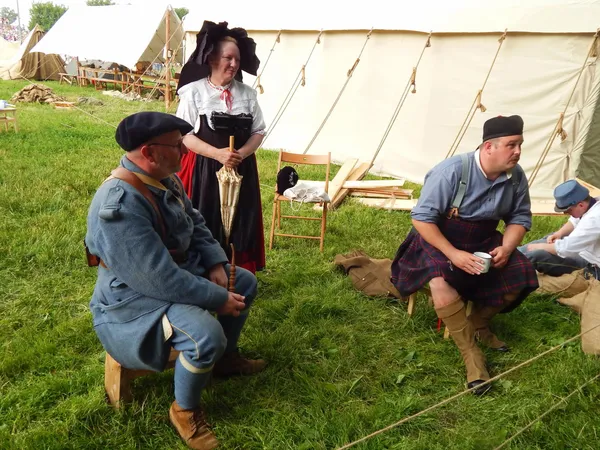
356;197;418;211
349;191;412;199
326;158;358;204
342;179;405;189
530;200;562;216
576;177;600;198
329;162;371;209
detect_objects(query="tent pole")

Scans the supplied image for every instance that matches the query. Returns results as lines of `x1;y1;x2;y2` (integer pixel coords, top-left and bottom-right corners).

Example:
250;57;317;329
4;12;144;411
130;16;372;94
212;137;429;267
16;0;23;43
165;8;171;110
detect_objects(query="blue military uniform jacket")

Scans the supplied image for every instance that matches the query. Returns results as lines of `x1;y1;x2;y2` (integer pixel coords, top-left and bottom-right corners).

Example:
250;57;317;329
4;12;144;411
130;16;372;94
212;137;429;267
85;156;230;371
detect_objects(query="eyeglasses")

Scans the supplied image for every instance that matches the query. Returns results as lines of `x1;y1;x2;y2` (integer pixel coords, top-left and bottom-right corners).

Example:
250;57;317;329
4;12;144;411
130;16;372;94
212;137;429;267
146;142;184;151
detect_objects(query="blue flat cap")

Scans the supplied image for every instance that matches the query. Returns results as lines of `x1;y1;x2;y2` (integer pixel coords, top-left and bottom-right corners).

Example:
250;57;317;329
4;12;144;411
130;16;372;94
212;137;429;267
554;180;589;212
482;115;524;142
115;112;193;151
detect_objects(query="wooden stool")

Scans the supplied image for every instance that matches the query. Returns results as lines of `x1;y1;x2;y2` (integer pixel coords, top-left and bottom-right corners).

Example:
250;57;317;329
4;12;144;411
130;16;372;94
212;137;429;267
406;287;472;339
105;348;179;408
0;106;18;133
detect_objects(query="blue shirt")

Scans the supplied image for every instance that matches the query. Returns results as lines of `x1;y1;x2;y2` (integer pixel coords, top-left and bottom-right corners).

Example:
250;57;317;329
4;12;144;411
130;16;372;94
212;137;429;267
84;156;231;370
411;151;532;230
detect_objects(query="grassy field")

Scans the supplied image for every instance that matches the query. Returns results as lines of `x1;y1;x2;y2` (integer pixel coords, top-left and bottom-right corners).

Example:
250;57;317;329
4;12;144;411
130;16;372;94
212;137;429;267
1;80;599;450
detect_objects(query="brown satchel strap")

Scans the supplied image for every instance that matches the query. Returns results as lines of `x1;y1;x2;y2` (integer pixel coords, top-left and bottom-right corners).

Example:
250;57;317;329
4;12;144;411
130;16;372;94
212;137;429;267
110;167;167;240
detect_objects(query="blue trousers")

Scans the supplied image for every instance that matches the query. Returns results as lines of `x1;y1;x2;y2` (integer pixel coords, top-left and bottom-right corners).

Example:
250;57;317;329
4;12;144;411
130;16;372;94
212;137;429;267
518;235;588;277
165;264;257;409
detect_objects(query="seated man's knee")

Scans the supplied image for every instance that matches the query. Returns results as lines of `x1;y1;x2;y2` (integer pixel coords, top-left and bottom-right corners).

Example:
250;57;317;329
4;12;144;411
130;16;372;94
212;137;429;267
429;277;460;307
235;266;258;303
194;319;227;364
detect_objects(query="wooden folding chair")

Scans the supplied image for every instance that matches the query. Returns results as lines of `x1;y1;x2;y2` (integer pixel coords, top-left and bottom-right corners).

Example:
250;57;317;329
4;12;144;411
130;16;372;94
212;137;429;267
268;150;331;252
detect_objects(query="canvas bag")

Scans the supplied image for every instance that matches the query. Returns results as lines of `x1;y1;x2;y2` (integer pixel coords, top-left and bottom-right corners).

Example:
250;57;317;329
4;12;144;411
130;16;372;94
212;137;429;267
283;180;330;203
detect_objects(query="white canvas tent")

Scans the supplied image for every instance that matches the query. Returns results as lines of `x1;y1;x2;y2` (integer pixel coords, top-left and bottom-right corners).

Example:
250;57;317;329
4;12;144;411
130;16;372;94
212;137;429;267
0;25;64;81
183;0;600;201
31;5;184;71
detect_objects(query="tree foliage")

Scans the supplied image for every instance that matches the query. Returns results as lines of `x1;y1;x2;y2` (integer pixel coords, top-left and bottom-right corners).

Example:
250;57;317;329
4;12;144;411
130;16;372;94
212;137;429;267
28;2;67;31
86;0;115;5
0;7;18;24
174;7;189;20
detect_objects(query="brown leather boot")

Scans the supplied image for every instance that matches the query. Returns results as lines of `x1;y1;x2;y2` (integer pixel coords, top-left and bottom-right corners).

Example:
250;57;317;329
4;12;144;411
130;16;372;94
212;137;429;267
169;401;219;450
212;351;267;378
436;299;491;395
470;304;509;352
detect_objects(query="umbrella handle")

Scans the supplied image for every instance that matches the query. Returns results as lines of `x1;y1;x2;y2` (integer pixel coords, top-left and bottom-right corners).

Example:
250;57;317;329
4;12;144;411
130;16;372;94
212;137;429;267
229;135;235;153
228;243;236;292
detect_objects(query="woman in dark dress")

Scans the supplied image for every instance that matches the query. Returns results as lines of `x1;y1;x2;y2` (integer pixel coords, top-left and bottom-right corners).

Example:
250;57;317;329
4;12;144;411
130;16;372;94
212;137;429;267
176;21;265;273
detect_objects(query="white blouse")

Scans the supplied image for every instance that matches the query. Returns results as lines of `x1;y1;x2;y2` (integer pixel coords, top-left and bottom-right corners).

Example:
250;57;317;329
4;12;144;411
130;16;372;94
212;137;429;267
176;78;266;136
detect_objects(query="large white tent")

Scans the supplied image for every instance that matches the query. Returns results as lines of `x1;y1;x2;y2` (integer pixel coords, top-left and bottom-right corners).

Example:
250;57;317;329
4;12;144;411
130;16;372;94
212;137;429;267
183;0;600;201
31;4;184;70
0;25;64;81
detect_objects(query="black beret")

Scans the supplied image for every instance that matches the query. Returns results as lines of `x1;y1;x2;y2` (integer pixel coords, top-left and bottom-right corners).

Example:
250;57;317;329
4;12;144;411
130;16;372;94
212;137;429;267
115;112;193;151
482;115;524;142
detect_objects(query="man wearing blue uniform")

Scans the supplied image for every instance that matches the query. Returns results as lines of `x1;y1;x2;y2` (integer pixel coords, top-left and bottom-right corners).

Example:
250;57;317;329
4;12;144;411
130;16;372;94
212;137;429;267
85;112;265;450
392;115;539;395
519;179;600;278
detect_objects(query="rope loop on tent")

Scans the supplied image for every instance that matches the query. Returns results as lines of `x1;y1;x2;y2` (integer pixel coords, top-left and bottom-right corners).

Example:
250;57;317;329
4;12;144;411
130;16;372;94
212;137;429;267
494;372;600;450
498;28;507;43
255;75;264;94
476;89;486;112
252;30;283;91
445;29;509;159
528;30;600;187
367;32;433;168
557;112;568;141
301;28;373;155
262;30;323;147
336;320;600;450
410;67;417;94
347;58;360;77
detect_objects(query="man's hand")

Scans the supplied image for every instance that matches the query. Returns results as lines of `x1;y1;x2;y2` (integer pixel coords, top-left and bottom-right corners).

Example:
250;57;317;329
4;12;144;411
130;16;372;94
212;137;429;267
215;147;243;169
449;249;486;275
209;264;228;289
216;292;246;317
546;233;561;244
490;245;512;269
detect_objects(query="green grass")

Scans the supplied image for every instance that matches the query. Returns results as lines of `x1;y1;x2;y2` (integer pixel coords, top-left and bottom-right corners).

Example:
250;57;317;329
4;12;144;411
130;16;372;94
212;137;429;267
1;80;599;450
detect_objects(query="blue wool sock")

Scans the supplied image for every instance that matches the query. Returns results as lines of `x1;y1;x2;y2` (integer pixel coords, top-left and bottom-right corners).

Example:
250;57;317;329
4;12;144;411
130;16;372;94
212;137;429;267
173;353;213;410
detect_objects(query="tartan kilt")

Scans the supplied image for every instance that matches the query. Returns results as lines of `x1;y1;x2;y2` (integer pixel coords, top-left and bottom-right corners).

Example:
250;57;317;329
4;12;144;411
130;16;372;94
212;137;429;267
391;218;539;311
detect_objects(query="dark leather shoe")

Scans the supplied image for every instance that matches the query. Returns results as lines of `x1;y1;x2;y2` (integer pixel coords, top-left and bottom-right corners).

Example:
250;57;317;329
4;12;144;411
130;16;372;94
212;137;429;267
468;380;492;396
212;351;266;378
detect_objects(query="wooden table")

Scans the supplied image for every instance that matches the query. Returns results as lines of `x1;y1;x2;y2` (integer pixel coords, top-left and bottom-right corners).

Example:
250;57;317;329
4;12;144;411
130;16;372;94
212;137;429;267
0;106;17;132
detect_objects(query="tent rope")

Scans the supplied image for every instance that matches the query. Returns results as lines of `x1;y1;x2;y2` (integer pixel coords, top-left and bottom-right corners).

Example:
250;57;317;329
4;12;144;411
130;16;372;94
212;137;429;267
252;30;282;93
336;320;600;450
493;372;600;450
445;29;508;159
528;29;600;187
367;32;432;169
302;28;373;155
261;30;323;148
120;12;185;97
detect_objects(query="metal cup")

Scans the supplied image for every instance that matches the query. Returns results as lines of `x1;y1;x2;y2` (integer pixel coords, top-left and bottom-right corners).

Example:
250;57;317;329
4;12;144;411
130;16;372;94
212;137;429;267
474;252;492;273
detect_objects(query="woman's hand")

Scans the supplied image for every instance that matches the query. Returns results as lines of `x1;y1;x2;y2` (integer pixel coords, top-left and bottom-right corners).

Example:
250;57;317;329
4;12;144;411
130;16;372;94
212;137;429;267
215;147;242;169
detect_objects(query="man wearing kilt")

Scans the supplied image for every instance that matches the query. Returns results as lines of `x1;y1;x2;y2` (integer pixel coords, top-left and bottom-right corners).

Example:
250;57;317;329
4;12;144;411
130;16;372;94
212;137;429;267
391;115;539;395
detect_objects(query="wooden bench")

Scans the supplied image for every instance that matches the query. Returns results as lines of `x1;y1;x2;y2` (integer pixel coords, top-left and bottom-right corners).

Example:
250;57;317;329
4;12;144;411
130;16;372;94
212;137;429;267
58;73;77;85
105;348;180;408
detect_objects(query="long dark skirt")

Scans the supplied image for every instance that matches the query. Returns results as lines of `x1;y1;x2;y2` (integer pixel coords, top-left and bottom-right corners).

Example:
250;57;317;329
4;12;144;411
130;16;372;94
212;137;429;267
391;218;538;311
178;114;265;273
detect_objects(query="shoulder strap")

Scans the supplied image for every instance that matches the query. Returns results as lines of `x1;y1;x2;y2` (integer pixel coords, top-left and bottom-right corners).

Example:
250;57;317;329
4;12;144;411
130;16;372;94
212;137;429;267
110;167;167;240
451;153;470;210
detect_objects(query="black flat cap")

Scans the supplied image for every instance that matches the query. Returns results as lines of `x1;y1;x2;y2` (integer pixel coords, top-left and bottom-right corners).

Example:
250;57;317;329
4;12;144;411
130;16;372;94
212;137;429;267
115;112;193;151
482;115;524;142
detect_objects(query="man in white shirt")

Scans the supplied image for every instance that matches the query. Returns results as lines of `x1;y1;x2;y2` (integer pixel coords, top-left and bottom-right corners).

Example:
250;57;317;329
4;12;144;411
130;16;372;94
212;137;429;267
519;180;600;278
